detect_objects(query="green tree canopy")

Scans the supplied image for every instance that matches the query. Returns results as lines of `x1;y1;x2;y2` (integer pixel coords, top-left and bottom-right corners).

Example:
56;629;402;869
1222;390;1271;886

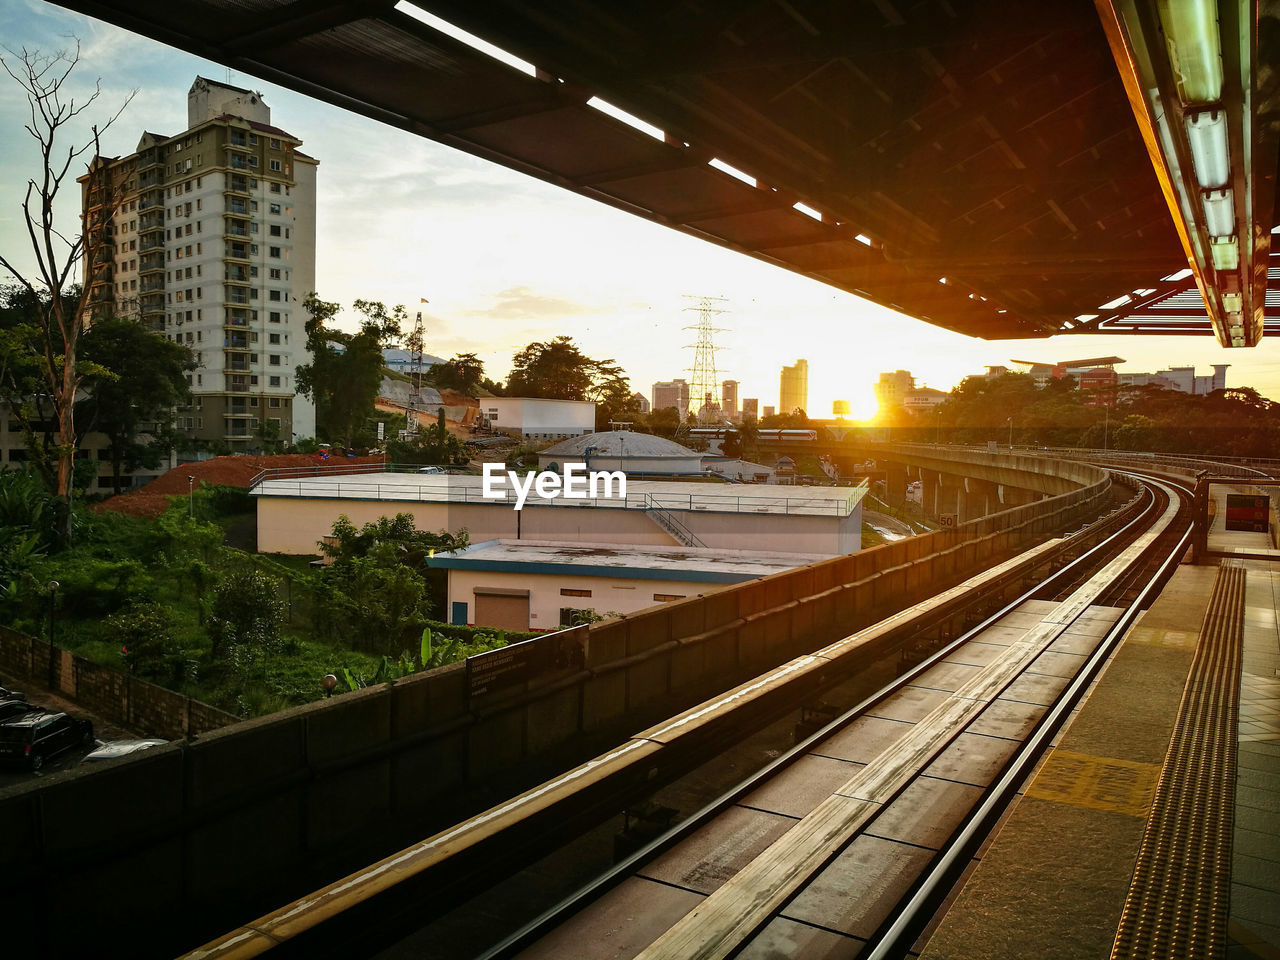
427;352;485;393
506;336;633;408
295;295;404;447
77;316;195;495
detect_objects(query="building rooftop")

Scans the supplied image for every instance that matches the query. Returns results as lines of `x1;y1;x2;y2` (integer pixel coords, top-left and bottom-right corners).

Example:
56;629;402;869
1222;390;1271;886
251;468;866;517
427;539;826;583
541;430;697;461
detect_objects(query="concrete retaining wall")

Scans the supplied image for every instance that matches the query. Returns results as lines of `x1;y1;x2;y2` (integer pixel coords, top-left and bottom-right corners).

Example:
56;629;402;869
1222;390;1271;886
0;626;234;740
0;454;1112;959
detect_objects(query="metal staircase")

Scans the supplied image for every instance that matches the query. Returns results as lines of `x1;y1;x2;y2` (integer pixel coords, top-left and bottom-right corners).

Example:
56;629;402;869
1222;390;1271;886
643;495;707;548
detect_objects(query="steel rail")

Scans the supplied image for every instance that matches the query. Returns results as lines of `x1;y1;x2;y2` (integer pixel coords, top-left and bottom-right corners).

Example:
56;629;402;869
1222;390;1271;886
860;474;1194;960
476;476;1167;959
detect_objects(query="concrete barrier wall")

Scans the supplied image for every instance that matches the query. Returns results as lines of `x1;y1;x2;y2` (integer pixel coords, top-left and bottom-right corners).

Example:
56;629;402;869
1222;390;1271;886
0;626;234;740
0;453;1112;959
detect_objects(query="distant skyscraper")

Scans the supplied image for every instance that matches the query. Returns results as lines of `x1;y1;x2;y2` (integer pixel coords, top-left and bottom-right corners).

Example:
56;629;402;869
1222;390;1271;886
742;398;758;420
874;370;916;409
652;379;690;418
722;380;739;419
762;405;775;418
631;391;651;414
779;359;808;415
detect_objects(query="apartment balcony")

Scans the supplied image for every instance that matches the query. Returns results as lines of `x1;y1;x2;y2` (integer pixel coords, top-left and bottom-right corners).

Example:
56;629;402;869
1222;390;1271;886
138;171;163;190
225;335;250;349
140;293;165;311
225;223;250;238
224;243;250;261
140;277;165;293
137;150;163;171
225;266;251;283
139;237;165;252
225;377;251;394
139;214;165;233
228;156;252;171
225;199;249;215
223;175;251;196
224;289;250;305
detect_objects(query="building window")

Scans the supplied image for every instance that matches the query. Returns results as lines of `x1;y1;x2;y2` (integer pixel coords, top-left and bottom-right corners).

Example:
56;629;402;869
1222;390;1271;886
269;290;281;302
269;202;280;214
560;588;592;597
269;397;281;408
269;246;281;258
269;311;281;323
269;376;281;387
269;182;281;193
269;159;282;172
269;355;281;365
269;224;281;237
268;333;280;344
653;594;686;602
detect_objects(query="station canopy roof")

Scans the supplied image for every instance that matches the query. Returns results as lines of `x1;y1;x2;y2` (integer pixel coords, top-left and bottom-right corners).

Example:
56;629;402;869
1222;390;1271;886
57;0;1278;343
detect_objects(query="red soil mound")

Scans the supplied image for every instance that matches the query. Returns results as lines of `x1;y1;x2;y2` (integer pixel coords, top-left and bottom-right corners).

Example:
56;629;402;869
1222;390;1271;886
95;453;386;519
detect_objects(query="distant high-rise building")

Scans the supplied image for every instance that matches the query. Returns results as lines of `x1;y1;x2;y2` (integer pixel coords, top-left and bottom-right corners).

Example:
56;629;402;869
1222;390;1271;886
721;380;739;419
779;359;808;415
652;379;690;418
762;405;775;418
1117;363;1229;394
82;77;317;447
631;391;651;414
742;398;759;420
874;370;916;409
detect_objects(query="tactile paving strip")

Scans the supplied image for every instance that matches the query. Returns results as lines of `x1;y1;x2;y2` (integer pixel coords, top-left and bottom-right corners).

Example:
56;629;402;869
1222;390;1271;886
1110;561;1244;960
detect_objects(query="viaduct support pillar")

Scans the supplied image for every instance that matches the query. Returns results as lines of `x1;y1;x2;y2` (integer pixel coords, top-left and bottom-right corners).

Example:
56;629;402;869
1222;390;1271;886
961;478;996;521
937;474;963;521
885;462;908;506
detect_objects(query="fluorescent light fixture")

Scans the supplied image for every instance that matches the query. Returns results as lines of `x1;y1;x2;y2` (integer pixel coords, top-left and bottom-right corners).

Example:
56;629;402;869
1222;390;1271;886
792;202;822;221
854;233;873;246
586;97;664;141
1222;292;1242;312
1201;188;1235;237
1133;288;1157;297
1228;321;1244;335
708;158;756;188
1099;294;1132;310
1184;110;1229;188
394;2;537;76
938;277;948;285
1211;236;1239;270
1161;267;1194;281
1157;0;1224;104
1075;314;1099;321
1231;337;1244;346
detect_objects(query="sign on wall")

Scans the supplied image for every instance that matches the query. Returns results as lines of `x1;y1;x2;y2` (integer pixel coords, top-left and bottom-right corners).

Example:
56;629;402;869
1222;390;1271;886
1225;494;1270;533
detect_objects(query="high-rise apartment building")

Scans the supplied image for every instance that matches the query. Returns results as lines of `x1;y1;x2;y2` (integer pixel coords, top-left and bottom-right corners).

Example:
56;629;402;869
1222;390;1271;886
83;77;317;448
779;359;808;415
652;379;690;418
631;391;651;414
874;370;916;409
741;398;759;420
721;379;739;420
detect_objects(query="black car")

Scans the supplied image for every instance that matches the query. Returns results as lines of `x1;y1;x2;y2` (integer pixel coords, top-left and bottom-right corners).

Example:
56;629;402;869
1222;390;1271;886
0;685;24;701
0;712;94;771
0;700;41;722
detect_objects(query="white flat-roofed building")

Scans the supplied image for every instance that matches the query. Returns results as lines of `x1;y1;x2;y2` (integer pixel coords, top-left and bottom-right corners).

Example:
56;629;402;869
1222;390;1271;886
482;397;595;440
428;538;827;631
537;430;703;475
251;467;866;557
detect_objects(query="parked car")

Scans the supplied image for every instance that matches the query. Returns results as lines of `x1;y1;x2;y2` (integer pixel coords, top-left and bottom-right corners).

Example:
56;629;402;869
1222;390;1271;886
83;739;167;763
0;700;41;722
0;685;24;702
0;712;94;771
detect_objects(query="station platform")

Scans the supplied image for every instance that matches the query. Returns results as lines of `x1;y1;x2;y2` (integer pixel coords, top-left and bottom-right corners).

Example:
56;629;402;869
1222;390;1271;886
919;557;1280;960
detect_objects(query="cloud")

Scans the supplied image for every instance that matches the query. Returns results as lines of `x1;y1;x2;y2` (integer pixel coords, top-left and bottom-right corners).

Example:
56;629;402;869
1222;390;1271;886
467;286;598;321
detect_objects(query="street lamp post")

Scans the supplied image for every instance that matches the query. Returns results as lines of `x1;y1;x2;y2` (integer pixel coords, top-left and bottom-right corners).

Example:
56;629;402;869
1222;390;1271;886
935;407;942;444
187;475;195;519
1103;403;1110;451
1007;416;1013;449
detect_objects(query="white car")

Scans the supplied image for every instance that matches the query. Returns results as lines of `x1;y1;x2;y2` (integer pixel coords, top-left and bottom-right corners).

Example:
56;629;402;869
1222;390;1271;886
83;739;167;762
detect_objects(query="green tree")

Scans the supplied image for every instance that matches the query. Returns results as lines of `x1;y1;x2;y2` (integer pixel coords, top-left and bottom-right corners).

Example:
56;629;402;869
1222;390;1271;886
428;352;485;393
208;569;286;660
111;600;188;684
77;317;194;494
506;336;633;406
295;295;404;447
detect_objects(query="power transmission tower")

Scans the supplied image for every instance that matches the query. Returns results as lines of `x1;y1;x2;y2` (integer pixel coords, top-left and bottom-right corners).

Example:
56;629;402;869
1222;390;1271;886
683;295;729;424
404;309;427;436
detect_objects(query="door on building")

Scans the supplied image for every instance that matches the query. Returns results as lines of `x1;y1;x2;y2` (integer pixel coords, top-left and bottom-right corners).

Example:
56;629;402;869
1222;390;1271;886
450;601;468;626
473;588;531;631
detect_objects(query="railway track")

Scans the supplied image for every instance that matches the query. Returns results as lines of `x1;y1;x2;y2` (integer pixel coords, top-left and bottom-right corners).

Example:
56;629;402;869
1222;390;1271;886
470;472;1193;960
186;470;1192;960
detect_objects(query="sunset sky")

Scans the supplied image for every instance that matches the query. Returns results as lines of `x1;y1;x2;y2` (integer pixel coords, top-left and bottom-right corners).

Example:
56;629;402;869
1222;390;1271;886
2;0;1276;420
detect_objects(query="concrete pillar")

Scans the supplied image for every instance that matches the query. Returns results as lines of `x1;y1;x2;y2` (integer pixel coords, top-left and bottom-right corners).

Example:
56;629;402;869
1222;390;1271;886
1001;485;1039;507
921;469;941;517
885;462;908;506
961;477;996;521
937;477;962;521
